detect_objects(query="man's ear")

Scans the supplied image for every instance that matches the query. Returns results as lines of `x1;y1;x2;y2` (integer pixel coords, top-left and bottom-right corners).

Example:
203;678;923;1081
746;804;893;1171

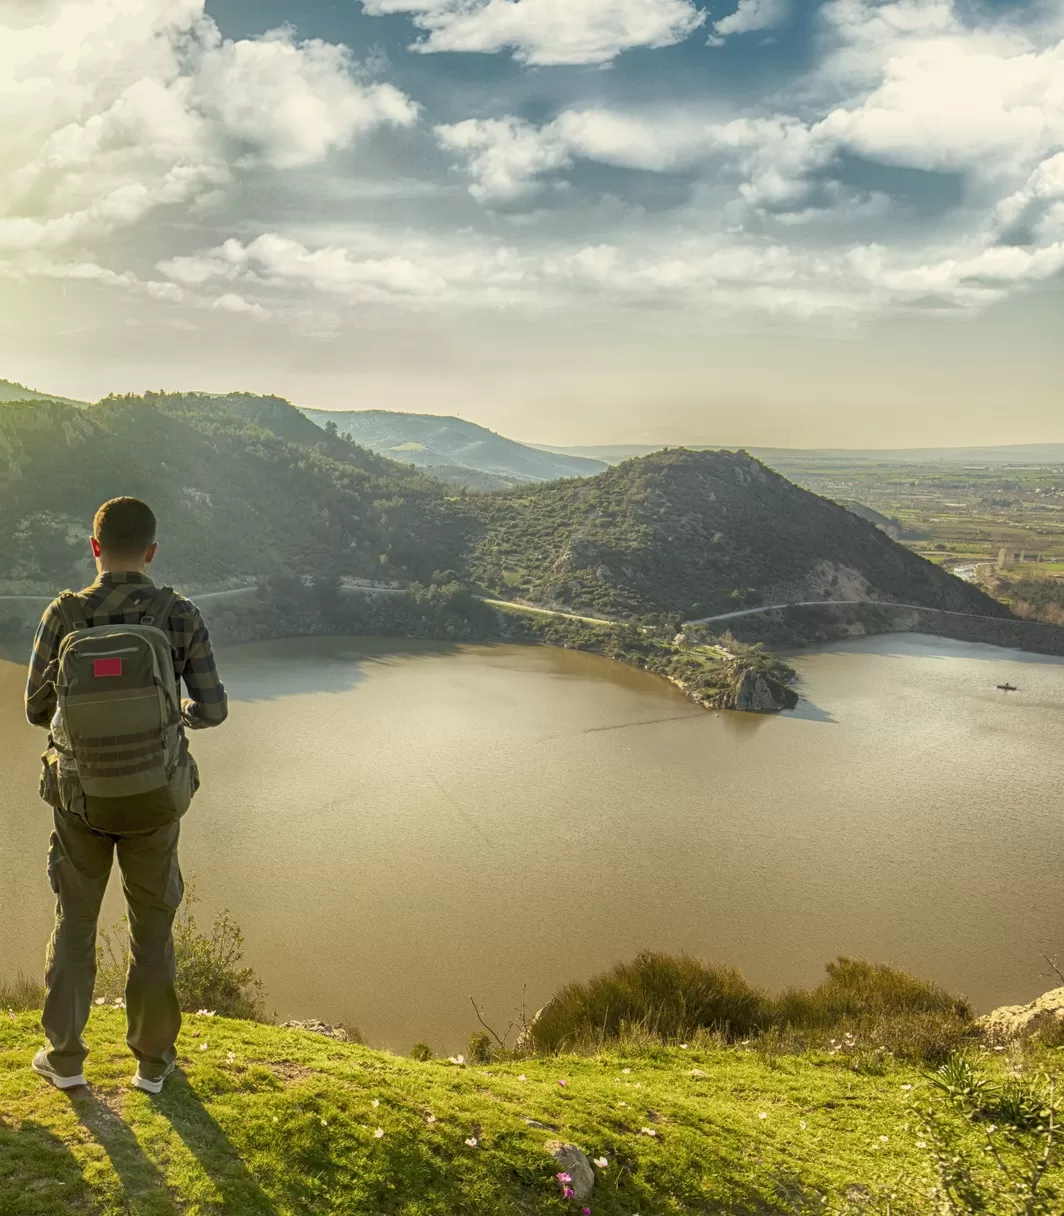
145;542;159;565
90;537;101;558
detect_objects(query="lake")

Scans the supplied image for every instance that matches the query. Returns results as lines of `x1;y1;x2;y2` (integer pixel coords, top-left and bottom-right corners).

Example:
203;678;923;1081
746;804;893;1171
1;633;1062;1052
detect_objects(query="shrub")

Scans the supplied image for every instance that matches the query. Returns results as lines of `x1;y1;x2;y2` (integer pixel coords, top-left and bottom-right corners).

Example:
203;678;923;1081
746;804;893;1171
528;951;769;1053
772;957;971;1027
467;1031;494;1064
0;973;45;1012
96;883;263;1020
410;1042;434;1062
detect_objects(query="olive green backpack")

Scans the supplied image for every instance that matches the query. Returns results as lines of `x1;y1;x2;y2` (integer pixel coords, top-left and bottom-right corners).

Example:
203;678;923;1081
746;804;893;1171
51;587;182;801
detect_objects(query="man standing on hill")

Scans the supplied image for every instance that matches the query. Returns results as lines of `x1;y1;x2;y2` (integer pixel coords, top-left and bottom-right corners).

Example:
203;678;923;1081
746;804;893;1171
24;497;228;1093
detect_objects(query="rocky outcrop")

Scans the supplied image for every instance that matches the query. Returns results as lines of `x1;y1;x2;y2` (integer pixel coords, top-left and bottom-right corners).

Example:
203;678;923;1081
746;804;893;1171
978;987;1064;1043
280;1019;352;1042
546;1141;595;1201
733;669;799;713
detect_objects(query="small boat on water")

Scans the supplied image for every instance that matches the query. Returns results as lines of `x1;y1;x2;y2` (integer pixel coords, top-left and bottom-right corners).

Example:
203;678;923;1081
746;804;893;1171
997;683;1018;692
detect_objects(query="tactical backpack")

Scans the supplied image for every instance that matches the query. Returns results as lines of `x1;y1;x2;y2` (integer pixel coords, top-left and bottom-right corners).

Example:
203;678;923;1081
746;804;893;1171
51;587;183;800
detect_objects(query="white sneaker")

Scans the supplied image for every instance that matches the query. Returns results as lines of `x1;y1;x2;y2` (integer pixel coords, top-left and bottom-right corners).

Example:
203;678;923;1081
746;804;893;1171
32;1049;87;1090
131;1060;176;1094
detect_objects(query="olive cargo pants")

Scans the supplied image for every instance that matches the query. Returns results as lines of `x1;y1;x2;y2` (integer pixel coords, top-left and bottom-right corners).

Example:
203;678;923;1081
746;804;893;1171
42;806;184;1080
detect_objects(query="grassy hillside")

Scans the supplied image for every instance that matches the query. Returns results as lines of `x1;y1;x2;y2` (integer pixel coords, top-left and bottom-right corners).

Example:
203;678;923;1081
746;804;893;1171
303;409;607;486
466;448;1009;620
5;1007;1057;1216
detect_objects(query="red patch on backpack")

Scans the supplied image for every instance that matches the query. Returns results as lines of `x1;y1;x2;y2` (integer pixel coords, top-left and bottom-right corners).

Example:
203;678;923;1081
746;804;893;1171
93;657;123;678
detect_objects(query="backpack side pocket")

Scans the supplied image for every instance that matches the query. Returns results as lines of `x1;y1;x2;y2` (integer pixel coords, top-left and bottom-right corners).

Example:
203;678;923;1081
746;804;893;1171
39;749;63;810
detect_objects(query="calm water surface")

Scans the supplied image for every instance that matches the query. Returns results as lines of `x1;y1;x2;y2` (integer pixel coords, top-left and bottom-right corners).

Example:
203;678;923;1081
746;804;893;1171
1;633;1061;1051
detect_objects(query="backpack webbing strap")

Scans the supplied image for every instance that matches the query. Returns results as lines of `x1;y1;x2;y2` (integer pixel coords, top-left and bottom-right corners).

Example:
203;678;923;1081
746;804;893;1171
141;586;177;629
55;591;87;634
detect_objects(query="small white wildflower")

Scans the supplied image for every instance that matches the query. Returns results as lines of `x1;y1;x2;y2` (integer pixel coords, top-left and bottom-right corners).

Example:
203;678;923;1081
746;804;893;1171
196;1009;217;1017
321;1118;328;1127
901;1084;913;1091
95;998;106;1006
227;1051;235;1065
618;1101;628;1108
758;1112;768;1120
371;1098;380;1108
448;1054;465;1066
879;1135;889;1143
640;1127;657;1137
679;1044;688;1049
465;1137;478;1147
987;1125;997;1134
621;1067;631;1074
800;1120;807;1130
426;1114;437;1125
374;1127;384;1139
917;1141;928;1149
518;1074;528;1081
200;1043;209;1052
593;1157;609;1170
273;1116;279;1123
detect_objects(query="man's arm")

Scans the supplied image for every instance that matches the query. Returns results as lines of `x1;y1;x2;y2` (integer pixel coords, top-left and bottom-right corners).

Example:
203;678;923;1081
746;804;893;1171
181;607;228;729
25;603;64;728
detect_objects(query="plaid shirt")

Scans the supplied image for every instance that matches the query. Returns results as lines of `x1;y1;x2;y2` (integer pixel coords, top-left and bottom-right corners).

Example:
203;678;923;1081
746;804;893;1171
25;570;228;732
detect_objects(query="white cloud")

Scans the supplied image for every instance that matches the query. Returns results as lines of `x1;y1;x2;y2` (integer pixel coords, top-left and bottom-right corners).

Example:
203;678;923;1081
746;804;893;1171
712;0;789;40
0;0;416;259
159;232;530;308
191;30;417;170
361;0;706;66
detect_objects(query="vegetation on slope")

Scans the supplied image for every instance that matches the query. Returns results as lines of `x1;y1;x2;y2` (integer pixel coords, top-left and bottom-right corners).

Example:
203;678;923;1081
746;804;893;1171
0;393;469;590
465;449;1009;621
0;378;87;407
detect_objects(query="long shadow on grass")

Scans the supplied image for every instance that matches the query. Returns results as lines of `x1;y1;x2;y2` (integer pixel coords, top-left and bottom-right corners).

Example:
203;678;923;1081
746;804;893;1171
67;1091;183;1216
151;1070;278;1215
0;1115;91;1216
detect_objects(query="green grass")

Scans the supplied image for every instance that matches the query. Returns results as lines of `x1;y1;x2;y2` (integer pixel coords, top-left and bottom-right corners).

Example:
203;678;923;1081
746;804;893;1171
2;1008;1060;1214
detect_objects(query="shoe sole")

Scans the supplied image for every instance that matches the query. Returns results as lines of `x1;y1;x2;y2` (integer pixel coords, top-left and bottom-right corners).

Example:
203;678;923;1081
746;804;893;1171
131;1066;175;1094
32;1062;87;1090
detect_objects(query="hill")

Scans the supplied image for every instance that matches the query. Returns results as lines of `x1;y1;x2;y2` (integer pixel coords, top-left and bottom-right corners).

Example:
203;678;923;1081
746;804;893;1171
303;409;608;487
0;378;87;407
0;392;465;592
0;1005;1042;1216
0;395;1006;630
465;448;1007;621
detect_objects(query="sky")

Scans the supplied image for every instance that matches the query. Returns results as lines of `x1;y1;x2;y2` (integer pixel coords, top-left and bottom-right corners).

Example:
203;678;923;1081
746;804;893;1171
0;0;1062;447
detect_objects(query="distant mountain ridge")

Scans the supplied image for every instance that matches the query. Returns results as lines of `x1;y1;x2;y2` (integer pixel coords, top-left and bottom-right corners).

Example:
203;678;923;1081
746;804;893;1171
302;409;607;487
0;378;87;407
535;442;1064;466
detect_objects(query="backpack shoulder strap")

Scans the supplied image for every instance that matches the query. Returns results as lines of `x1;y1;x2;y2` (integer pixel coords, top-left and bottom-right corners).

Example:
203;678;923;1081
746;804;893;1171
55;591;87;635
141;586;177;630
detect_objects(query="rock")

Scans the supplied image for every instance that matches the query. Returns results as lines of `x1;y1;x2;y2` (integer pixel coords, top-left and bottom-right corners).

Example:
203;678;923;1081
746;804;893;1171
733;670;799;713
545;1141;595;1201
978;987;1064;1043
279;1019;350;1042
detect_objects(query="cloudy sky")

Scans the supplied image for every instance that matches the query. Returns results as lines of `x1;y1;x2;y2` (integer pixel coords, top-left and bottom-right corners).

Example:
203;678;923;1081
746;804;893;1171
0;0;1061;447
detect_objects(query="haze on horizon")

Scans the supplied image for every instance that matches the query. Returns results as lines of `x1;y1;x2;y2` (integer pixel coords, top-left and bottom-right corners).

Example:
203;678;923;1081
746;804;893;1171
1;0;1062;450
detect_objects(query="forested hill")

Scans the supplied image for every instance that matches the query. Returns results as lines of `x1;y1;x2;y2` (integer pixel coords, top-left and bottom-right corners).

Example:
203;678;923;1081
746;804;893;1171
0;392;466;592
0;393;1005;623
465;448;1008;621
0;378;87;407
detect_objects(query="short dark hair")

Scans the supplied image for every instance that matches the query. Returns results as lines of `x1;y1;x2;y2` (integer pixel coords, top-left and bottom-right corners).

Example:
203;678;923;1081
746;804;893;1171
93;498;157;556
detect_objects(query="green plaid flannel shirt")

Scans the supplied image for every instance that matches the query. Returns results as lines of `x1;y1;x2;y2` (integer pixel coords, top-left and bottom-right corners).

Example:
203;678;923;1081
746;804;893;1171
25;571;229;732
